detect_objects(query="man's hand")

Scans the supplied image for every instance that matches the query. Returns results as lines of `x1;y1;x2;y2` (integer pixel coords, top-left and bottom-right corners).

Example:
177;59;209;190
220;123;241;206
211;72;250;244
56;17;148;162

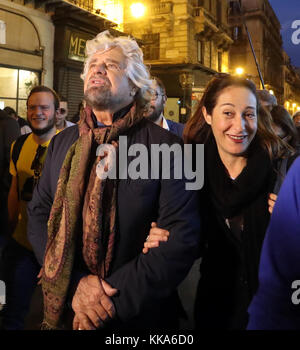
72;275;118;330
268;193;278;214
37;268;43;285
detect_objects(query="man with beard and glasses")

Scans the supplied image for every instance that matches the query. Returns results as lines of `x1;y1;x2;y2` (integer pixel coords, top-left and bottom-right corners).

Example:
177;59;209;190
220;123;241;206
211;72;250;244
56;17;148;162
27;30;201;331
146;77;184;138
0;86;60;330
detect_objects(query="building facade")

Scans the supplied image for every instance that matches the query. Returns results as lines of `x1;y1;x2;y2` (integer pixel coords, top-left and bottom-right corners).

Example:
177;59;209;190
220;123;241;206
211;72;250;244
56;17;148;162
228;0;284;102
123;0;233;122
0;0;120;117
0;0;54;117
283;51;300;116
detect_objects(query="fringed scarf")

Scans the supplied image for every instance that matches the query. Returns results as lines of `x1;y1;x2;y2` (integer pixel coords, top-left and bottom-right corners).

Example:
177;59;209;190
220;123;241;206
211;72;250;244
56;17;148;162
41;104;144;330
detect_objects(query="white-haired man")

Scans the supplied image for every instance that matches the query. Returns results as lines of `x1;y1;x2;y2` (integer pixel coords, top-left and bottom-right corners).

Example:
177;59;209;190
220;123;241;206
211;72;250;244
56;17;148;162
27;31;201;330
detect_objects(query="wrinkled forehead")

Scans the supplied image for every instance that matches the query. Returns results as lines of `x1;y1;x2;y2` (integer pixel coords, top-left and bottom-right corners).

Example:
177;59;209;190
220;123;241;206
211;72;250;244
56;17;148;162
89;46;127;67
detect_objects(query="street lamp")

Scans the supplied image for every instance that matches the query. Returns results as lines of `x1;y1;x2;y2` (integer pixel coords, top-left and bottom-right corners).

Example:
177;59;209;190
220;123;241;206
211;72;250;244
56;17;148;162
292;103;297;114
130;3;146;18
235;67;244;76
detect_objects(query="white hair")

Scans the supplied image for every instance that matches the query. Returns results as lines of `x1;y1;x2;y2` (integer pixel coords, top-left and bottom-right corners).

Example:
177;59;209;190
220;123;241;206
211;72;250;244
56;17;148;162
81;30;153;106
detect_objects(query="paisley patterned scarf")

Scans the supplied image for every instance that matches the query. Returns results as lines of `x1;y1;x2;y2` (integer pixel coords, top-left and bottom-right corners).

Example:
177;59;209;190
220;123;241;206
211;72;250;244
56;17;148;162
41;104;143;329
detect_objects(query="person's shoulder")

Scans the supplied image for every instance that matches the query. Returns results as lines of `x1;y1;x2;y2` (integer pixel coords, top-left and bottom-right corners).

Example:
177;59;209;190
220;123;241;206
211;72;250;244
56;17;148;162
138;118;183;144
66;120;76;127
166;119;185;137
166;119;184;128
51;124;79;147
289;155;300;174
0;111;17;126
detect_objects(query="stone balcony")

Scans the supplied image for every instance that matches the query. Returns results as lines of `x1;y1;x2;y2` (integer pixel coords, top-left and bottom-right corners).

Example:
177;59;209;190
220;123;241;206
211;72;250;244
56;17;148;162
193;7;233;49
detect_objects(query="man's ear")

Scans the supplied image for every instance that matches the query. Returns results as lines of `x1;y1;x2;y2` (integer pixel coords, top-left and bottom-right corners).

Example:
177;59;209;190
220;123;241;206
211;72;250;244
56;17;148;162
130;87;137;96
162;94;167;105
202;106;212;125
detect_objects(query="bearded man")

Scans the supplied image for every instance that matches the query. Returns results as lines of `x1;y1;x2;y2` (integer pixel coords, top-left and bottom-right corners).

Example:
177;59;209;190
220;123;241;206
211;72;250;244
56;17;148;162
146;77;184;138
1;86;59;329
27;31;201;331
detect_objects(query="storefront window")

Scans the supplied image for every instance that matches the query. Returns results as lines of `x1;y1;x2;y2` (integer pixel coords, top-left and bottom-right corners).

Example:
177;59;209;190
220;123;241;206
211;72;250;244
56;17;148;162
0;67;39;118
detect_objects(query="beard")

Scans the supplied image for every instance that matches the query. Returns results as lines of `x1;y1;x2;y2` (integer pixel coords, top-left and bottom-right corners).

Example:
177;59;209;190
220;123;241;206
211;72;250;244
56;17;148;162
28;117;56;136
84;85;124;111
146;104;164;123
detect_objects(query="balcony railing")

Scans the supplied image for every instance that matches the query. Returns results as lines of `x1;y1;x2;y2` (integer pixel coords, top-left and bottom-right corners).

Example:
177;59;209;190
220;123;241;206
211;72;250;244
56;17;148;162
193;7;231;38
149;2;173;15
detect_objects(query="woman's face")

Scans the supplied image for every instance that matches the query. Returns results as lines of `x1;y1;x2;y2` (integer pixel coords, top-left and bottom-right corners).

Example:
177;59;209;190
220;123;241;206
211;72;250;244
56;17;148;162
203;85;258;158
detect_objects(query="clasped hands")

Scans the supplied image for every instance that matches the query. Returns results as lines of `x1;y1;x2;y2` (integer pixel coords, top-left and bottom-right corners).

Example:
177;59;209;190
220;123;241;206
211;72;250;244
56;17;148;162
72;275;118;330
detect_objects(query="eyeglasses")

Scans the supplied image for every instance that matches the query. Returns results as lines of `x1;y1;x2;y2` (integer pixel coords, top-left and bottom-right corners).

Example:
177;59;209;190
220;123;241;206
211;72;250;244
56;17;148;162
151;92;165;101
59;108;67;114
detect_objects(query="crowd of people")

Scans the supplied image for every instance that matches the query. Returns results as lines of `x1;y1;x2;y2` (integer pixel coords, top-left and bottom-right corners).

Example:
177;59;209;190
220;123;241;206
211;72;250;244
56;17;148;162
0;30;300;331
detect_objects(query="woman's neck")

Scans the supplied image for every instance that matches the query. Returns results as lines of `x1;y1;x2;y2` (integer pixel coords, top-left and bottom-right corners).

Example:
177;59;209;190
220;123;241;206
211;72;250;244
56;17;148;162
218;151;247;179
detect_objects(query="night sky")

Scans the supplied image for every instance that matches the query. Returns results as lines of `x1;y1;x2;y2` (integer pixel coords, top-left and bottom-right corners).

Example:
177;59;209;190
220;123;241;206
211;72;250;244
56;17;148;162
269;0;300;67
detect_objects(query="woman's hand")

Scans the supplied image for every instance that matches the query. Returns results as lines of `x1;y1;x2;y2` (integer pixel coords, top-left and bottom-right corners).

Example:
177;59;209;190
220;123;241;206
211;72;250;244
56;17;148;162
268;193;278;214
142;222;170;254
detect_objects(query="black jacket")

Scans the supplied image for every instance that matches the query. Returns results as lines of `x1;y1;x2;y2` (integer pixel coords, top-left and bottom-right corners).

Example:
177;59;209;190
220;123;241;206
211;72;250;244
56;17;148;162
27;118;201;329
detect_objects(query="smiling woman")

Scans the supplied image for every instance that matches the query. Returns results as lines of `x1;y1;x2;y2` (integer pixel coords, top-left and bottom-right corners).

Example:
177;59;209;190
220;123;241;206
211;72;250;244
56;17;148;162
183;74;298;329
143;74;299;330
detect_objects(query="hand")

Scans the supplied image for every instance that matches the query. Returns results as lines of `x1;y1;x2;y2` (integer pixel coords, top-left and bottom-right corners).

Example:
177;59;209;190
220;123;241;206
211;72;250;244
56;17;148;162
268;193;277;214
37;268;43;285
72;275;118;330
142;222;170;254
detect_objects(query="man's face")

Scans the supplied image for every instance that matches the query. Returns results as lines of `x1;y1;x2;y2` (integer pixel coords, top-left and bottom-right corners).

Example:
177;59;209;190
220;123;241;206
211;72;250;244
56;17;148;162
145;83;166;122
27;92;57;136
84;47;134;111
293;115;300;127
260;100;273;112
55;101;68;128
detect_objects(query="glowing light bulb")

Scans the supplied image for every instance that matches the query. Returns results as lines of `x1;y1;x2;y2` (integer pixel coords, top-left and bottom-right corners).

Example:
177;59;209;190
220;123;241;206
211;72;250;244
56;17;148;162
130;3;146;18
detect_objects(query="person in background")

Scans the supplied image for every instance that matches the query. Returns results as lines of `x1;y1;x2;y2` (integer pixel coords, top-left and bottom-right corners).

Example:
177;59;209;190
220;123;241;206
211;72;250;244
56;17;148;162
70;101;83;124
0;109;20;257
292;111;300;128
55;97;75;131
270;105;299;150
257;89;277;112
142;74;298;330
0;86;59;330
265;105;300;215
247;156;300;329
4;106;31;135
292;111;300;140
145;77;184;138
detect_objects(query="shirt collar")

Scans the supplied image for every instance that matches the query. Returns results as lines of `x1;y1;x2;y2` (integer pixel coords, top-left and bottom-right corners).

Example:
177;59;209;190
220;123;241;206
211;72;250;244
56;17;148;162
162;115;169;131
